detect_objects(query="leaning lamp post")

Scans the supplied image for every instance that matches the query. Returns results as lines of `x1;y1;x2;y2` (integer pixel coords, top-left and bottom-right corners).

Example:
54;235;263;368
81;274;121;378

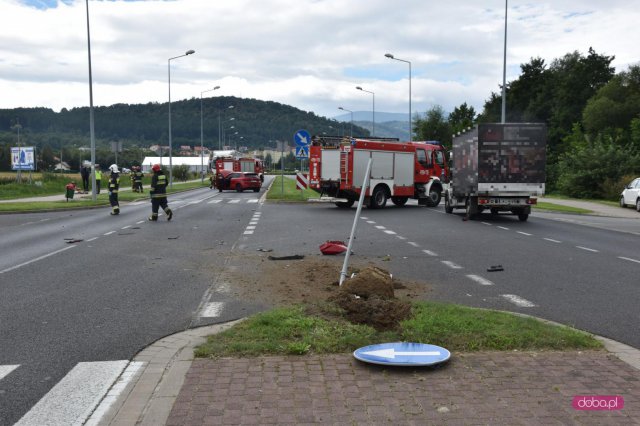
201;85;220;181
338;106;353;137
385;53;412;141
356;86;375;137
168;49;195;188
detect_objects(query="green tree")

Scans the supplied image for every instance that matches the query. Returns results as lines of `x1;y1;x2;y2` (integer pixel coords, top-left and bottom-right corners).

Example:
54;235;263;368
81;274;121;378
448;102;476;135
414;105;452;148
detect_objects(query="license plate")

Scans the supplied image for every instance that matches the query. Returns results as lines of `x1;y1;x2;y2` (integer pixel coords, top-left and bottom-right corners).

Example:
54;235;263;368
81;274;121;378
489;198;522;205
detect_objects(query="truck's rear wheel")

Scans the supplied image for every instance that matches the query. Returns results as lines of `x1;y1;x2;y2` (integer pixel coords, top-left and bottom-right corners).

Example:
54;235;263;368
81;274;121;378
518;212;529;221
391;196;408;207
335;200;355;208
369;186;388;209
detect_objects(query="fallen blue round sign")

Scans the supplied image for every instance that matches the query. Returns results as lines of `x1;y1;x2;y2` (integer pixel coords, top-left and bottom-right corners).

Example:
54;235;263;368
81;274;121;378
353;342;450;367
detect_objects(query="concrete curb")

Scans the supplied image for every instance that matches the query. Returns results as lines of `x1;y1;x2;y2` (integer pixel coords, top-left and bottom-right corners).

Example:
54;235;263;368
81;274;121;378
94;312;640;426
95;321;242;426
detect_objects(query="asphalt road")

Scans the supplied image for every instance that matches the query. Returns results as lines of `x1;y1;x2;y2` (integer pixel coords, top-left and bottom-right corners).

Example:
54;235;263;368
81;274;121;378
1;182;639;424
0;184;268;425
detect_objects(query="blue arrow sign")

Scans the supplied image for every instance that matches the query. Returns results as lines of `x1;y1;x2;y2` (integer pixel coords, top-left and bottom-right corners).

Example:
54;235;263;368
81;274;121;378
295;146;309;158
294;129;311;147
354;342;450;367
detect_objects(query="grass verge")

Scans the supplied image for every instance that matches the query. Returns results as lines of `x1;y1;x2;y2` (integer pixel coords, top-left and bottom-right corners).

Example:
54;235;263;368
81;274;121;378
533;202;593;214
266;175;319;202
0;180;209;212
194;301;601;358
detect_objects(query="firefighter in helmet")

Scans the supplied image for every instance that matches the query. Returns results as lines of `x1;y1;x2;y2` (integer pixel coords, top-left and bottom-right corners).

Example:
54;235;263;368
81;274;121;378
108;164;120;215
148;164;173;221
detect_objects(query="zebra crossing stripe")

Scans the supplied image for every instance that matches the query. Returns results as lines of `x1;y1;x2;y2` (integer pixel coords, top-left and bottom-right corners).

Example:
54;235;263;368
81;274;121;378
228;199;240;204
0;365;19;381
208;199;222;203
16;360;129;426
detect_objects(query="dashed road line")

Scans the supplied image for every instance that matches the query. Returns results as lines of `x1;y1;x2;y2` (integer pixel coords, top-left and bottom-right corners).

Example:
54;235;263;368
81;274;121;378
501;294;536;308
383;230;396;235
576;246;599;253
497;226;510;231
136;220;145;224
396;235;407;240
619;256;640;264
481;222;492;226
208;199;222;204
201;302;225;318
86;237;98;242
104;231;115;236
441;260;463;270
544;238;561;243
517;231;532;236
228;199;240;204
366;221;376;224
375;225;386;230
0;365;19;381
407;242;420;247
121;225;131;229
466;274;494;286
422;250;438;257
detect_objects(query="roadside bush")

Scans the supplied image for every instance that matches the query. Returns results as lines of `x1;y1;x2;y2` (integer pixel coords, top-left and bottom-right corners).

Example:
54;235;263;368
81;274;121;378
172;165;190;181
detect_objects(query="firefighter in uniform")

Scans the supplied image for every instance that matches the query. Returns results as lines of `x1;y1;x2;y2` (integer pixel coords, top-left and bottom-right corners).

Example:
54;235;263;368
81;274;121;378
108;164;120;215
132;166;144;192
148;164;173;221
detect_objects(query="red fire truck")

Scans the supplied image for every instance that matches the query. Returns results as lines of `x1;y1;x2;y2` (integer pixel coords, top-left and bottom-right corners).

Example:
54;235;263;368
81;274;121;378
309;136;449;208
211;157;264;182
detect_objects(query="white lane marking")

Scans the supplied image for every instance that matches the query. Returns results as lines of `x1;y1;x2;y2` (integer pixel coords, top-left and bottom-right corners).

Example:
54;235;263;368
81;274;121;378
481;222;492;226
136;220;145;224
466;274;495;286
208;199;222;204
249;222;258;225
375;225;386;230
361;216;369;220
16;361;129;426
517;231;532;236
408;242;420;247
422;250;438;257
121;225;131;230
366;221;376;224
576;246;599;253
619;256;640;264
0;365;19;380
384;230;397;235
104;231;115;236
87;237;98;242
246;226;256;230
544;238;561;243
248;199;259;203
441;260;463;269
501;294;536;308
0;245;76;275
497;226;510;231
243;230;254;235
191;199;205;204
396;235;407;240
84;361;146;426
201;302;224;318
228;199;240;204
253;212;261;215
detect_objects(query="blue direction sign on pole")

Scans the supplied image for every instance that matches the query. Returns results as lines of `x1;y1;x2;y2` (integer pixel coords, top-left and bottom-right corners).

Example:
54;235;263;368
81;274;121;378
294;129;311;147
353;342;450;367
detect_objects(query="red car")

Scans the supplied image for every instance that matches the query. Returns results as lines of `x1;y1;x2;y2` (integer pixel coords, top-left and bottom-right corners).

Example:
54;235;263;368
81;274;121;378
215;170;261;192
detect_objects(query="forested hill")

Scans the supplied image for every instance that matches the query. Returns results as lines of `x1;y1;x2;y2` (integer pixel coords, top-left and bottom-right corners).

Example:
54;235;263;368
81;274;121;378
0;96;369;150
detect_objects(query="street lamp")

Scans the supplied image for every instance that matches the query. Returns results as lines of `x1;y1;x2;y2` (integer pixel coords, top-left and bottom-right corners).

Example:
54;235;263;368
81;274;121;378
201;85;220;181
168;49;195;188
385;53;412;141
501;0;508;124
356;86;375;136
338;106;353;137
219;105;234;150
85;0;97;200
221;119;235;150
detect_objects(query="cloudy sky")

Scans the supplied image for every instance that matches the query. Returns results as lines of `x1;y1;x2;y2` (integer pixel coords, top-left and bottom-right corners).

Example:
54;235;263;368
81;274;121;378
0;0;638;120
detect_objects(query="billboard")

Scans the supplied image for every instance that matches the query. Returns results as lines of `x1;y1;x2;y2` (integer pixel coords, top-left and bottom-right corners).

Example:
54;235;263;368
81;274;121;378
11;147;36;171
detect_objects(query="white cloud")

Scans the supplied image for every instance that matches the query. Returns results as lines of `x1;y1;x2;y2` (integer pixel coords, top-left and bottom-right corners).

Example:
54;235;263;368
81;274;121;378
0;0;638;118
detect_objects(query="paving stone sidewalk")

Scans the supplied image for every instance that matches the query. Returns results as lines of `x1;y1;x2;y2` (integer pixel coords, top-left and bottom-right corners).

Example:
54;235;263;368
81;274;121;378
166;351;640;425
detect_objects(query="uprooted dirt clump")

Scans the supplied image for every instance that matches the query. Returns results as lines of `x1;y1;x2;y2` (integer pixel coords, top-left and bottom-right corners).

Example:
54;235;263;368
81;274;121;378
220;254;430;331
330;266;412;331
